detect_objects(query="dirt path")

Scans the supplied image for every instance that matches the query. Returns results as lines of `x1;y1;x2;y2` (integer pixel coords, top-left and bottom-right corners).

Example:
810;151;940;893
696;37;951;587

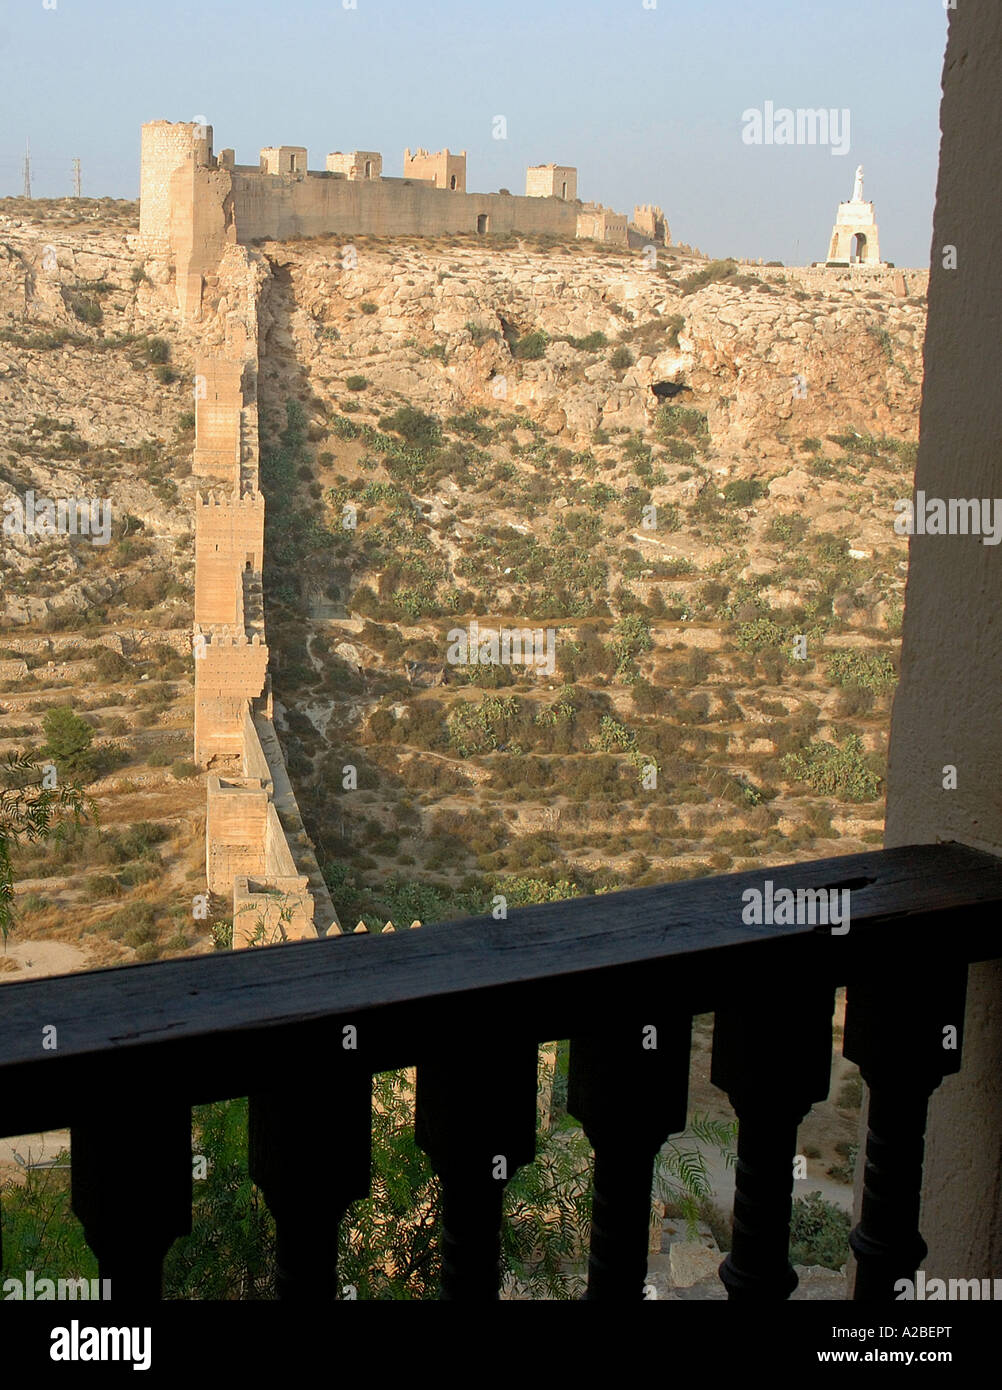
0;939;88;981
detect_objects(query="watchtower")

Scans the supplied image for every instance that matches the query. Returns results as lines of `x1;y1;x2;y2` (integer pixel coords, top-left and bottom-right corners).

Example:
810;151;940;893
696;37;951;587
526;165;578;200
403;147;466;191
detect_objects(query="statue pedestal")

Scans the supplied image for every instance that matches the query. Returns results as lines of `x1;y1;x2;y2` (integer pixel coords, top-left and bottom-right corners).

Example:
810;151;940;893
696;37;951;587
826;199;882;266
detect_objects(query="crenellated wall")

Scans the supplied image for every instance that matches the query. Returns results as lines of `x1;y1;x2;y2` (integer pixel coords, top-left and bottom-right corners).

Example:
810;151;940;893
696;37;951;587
137;121;636;318
190;255;340;943
194;490;265;627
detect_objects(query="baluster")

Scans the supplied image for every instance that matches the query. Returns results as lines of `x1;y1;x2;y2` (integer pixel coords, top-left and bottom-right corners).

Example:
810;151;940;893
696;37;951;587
712;981;835;1299
568;1014;692;1300
844;963;967;1302
415;1038;538;1300
71;1099;192;1301
249;1067;371;1300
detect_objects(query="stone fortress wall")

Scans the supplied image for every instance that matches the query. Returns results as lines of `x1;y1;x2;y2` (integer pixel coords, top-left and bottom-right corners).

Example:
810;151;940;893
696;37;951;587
138;122;671;319
188;261;340;946
136;119;669;947
148;122;915;951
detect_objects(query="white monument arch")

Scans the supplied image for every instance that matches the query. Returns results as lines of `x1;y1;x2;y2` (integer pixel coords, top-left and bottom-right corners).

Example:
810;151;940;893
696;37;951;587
826;165;883;266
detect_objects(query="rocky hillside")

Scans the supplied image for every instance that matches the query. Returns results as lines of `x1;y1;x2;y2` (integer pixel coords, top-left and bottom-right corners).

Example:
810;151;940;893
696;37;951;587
0;203;926;979
252;233;924;928
0;199;221;977
0;204;924;1211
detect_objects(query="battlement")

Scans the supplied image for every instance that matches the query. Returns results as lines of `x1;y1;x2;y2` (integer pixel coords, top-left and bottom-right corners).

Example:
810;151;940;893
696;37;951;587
196;629;265;648
632;203;671;245
577;203;629;245
139;121;651;315
195;489;263;508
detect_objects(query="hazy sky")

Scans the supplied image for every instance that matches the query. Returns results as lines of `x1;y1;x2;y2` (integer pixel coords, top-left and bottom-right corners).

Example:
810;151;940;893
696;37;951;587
0;0;949;267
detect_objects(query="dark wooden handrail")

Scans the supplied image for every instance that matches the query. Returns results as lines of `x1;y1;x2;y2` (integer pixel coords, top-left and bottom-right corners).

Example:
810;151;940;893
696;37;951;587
2;842;1001;1301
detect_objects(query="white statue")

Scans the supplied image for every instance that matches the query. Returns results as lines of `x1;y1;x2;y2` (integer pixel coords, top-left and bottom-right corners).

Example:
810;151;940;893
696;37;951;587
852;165;864;203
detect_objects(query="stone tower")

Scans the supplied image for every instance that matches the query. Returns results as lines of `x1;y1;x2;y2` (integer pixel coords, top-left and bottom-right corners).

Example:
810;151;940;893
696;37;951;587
826;165;883;266
526;164;578;200
403;147;467;191
139;120;213;250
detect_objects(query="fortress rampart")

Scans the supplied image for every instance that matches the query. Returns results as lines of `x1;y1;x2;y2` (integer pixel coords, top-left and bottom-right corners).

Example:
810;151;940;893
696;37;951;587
190;252;340;943
137;121;663;319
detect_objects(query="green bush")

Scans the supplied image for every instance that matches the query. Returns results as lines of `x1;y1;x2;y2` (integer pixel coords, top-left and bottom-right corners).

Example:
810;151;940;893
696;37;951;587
67;294;102;325
826;650;897;694
171;760;198;780
678;259;738;295
41;705;94;778
563;331;607;351
782;734;882;801
92;647;131;680
655;404;709;448
765;514;809;544
466;322;496;347
84;874;121;900
723;478;765;507
735;617;787;653
609;346;634;370
359;301;378;315
344;375;368;391
789;1192;851;1270
377;407;442;450
512;329;549;361
837;1073;864;1109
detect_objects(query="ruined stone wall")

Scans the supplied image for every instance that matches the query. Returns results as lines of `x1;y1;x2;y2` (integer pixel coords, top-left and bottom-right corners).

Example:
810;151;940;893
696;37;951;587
576;205;629;246
403;147;466;191
787;265;929;297
138;122;636;313
233;875;315;946
260;146;307;176
633;204;670;245
241;705;273;790
169;163;236;320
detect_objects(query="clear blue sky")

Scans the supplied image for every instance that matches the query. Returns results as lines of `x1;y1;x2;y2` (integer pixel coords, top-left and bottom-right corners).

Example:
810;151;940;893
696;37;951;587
0;0;949;266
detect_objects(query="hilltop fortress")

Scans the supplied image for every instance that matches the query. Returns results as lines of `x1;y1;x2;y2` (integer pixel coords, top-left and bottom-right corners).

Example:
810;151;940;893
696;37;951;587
150;123;916;949
132;118;670;945
138;120;668;319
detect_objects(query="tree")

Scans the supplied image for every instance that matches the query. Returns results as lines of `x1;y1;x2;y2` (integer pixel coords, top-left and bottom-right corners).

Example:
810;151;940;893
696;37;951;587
0;751;90;942
41;705;94;779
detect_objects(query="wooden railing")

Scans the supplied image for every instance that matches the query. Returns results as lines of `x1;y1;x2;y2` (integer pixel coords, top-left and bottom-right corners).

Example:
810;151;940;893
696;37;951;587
2;842;1001;1302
